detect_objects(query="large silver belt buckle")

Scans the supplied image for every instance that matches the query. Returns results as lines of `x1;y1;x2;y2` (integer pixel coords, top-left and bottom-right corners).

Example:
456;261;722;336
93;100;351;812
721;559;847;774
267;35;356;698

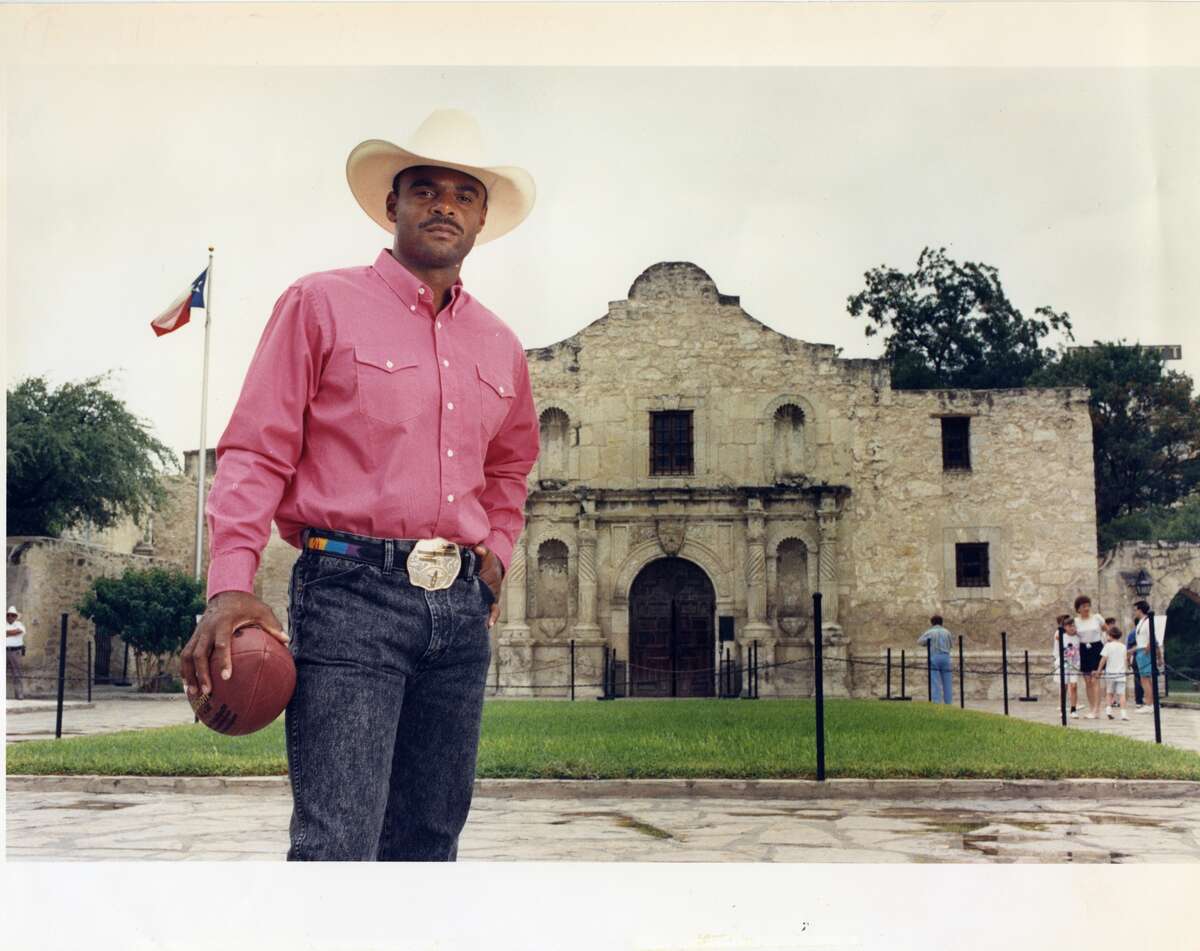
407;537;460;591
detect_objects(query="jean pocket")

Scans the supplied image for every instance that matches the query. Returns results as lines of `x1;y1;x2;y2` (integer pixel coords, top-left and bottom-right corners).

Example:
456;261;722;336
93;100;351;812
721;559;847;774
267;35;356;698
302;553;368;589
477;576;497;609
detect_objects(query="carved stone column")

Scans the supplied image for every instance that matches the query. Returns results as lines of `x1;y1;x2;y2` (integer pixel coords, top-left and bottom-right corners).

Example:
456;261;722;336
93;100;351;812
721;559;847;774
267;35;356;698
816;493;844;642
501;532;531;641
574;500;602;639
743;497;773;644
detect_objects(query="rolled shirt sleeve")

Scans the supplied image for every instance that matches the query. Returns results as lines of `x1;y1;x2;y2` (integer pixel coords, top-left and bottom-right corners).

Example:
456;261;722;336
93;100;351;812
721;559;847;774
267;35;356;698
205;285;328;598
478;346;540;576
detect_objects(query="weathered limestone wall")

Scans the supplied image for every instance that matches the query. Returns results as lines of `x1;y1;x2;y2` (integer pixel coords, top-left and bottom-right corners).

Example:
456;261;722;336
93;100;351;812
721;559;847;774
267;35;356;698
520;262;1098;696
5;538;175;696
1097;541;1200;634
844;387;1098;667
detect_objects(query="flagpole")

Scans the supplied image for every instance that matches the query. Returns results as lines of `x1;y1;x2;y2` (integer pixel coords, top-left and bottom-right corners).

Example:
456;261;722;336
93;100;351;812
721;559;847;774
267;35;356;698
194;246;214;582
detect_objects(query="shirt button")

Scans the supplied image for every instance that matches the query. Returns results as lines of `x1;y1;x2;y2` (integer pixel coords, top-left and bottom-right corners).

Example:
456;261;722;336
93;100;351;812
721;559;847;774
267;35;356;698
410;305;416;312
442;359;450;367
385;360;394;369
436;322;442;329
499;385;505;393
447;494;455;503
418;287;425;295
447;402;454;410
447;449;454;457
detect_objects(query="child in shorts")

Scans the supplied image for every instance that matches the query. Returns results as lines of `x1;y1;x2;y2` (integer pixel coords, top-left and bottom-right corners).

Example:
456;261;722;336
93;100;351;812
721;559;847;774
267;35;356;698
1097;621;1129;721
1053;615;1081;718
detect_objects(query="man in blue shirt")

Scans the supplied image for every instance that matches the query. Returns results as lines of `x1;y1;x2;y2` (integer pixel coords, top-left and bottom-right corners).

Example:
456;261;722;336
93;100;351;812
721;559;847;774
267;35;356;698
918;615;955;704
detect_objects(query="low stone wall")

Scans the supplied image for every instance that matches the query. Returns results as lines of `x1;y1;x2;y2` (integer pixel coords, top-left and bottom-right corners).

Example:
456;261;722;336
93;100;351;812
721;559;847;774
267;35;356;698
6;537;181;697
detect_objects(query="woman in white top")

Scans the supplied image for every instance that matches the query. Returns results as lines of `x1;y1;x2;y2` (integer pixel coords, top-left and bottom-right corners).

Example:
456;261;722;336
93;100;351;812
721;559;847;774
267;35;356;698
1074;595;1105;719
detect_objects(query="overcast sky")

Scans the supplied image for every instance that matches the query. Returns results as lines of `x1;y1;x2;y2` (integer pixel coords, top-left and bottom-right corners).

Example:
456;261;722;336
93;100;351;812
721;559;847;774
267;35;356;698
7;65;1199;459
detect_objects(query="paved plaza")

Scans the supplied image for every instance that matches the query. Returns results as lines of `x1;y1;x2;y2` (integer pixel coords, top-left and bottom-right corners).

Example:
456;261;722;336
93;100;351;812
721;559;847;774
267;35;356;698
7;780;1200;862
7;693;1200;863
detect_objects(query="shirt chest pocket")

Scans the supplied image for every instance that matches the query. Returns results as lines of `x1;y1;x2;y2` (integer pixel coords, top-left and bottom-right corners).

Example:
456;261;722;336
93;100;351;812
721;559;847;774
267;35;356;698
477;362;515;439
353;346;423;424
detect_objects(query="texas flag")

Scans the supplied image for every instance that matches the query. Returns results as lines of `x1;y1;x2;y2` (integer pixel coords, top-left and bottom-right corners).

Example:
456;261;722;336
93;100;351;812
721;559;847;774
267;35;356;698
150;268;208;337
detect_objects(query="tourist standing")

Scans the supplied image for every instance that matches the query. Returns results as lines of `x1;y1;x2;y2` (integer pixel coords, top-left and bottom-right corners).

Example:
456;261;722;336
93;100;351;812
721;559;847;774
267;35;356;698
1074;595;1104;719
1096;624;1129;721
6;606;26;700
1132;600;1164;713
1053;615;1081;718
918;615;954;705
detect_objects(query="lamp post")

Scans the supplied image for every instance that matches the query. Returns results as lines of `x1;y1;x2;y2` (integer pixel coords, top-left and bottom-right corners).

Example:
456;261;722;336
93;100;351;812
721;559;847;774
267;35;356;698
1133;569;1162;744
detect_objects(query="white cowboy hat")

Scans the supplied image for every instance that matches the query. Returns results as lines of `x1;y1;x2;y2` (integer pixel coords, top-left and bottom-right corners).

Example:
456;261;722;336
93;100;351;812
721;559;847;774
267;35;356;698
346;109;536;245
6;606;19;617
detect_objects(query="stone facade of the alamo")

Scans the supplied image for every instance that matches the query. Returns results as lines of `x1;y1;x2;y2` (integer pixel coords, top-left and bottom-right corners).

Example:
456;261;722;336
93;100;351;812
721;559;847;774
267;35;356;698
9;262;1113;697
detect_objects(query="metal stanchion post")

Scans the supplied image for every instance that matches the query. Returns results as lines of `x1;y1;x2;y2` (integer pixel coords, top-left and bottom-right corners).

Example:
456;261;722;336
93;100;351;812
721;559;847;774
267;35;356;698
958;635;965;709
570;639;575;701
87;640;92;703
813;593;826;782
885;647;893;699
1019;648;1038;702
597;646;610;701
1058;626;1068;726
1001;631;1010;716
55;613;68;739
1149;612;1162;744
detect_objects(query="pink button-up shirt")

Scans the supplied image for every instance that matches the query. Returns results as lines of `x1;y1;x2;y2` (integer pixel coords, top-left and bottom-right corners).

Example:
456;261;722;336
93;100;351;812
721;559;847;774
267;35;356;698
204;249;540;599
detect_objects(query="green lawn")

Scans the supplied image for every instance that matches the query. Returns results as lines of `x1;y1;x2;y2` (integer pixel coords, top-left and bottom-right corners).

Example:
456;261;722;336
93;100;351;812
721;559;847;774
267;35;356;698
7;699;1200;779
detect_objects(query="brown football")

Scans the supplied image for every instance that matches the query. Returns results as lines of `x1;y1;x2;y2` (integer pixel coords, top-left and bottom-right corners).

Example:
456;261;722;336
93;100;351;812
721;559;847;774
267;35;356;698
189;624;296;736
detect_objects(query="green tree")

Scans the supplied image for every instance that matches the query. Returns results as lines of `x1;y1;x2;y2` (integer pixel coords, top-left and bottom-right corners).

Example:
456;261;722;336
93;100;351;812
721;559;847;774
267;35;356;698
7;374;177;537
1099;494;1200;550
847;246;1074;390
1032;343;1200;528
78;567;205;692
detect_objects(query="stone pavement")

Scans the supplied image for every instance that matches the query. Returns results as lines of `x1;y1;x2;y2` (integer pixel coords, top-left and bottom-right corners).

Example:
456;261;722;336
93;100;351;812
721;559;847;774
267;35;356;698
7;781;1200;862
964;698;1200;753
6;694;191;742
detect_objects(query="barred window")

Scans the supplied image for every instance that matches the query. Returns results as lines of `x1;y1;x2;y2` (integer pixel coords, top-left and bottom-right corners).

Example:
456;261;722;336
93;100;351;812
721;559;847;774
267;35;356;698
955;543;990;588
650;411;693;476
941;417;971;470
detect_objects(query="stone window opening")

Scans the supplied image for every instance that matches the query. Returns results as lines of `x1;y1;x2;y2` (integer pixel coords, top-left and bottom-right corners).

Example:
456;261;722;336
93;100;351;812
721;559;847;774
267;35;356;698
650;410;694;476
773;404;806;480
955;542;990;588
941;416;971;470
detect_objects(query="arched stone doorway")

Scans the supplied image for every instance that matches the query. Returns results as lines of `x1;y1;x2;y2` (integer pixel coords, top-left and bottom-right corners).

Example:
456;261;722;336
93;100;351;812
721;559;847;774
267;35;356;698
628;558;715;697
1165;584;1200;689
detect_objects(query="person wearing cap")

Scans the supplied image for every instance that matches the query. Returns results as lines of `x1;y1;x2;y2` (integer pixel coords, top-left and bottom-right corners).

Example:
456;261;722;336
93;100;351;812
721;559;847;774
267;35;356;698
180;109;540;861
6;607;27;700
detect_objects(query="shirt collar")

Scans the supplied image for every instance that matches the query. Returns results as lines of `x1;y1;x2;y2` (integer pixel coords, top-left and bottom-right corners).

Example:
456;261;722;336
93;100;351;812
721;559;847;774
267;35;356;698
372;248;466;319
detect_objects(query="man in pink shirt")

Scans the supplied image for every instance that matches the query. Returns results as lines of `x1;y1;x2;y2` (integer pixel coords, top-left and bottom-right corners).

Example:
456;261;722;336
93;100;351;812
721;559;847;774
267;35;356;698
181;110;539;861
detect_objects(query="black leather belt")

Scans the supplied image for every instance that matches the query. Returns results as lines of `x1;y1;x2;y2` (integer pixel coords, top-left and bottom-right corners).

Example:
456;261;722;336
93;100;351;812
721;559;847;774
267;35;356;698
301;528;479;581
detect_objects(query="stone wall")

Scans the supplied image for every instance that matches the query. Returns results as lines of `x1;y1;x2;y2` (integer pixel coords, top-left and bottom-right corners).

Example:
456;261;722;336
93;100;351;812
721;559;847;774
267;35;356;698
5;537;177;697
1097;541;1200;634
519;261;1098;694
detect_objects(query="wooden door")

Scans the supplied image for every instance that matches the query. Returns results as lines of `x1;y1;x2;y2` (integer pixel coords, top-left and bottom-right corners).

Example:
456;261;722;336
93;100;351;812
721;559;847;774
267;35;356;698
629;558;715;697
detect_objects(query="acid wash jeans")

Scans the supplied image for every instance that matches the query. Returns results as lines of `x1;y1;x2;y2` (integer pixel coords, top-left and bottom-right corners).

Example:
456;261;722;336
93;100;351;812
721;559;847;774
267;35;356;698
284;529;495;861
